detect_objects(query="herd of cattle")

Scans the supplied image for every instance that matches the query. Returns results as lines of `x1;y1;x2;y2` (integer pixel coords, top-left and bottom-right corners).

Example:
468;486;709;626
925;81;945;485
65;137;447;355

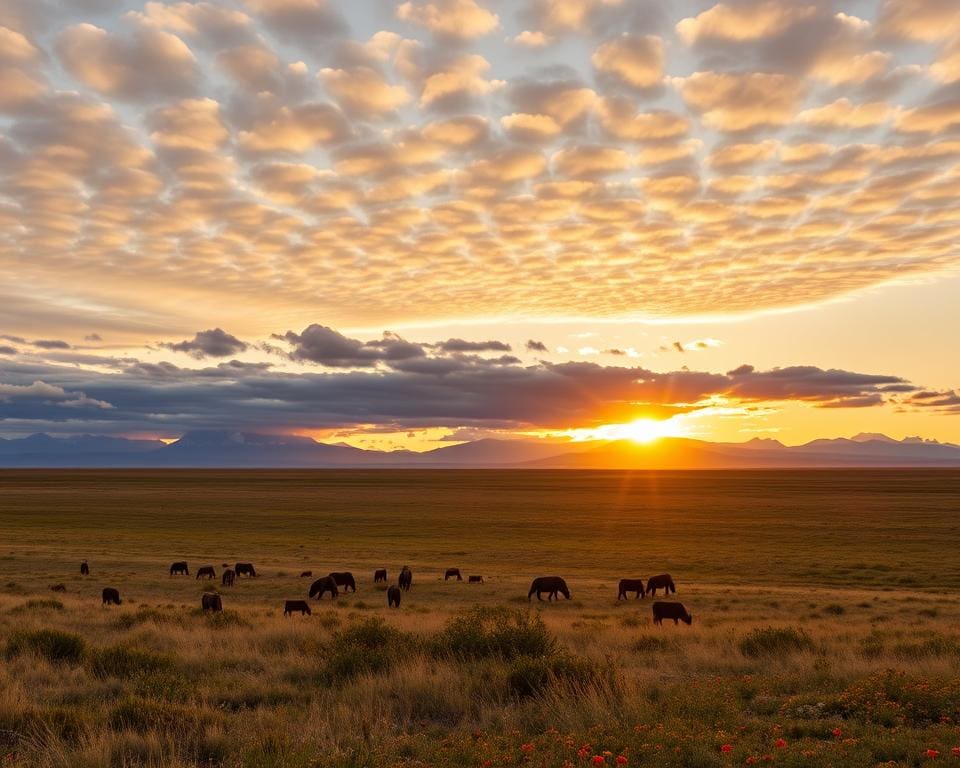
79;559;693;625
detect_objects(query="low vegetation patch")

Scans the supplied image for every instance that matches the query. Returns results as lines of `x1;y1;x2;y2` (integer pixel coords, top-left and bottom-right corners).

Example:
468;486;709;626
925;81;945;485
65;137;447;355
739;627;814;658
8;598;64;614
86;644;175;679
5;629;85;664
432;607;555;661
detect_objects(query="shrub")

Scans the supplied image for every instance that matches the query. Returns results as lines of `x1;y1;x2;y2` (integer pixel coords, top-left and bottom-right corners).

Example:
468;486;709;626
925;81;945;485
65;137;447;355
433;608;555;661
506;653;614;698
739;627;814;658
109;697;217;734
86;645;174;679
632;634;676;653
8;599;64;614
823;604;845;615
6;629;85;664
318;617;410;686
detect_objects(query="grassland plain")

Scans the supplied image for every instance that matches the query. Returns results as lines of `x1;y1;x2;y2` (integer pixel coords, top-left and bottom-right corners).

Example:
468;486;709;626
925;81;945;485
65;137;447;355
0;469;959;767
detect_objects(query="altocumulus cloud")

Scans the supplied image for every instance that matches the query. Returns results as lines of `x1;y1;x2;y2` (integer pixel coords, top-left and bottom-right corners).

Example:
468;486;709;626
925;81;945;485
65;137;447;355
2;0;960;332
162;328;249;359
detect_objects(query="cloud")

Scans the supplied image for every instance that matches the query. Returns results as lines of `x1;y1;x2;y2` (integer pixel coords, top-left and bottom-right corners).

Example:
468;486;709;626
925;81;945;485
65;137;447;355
798;99;892;129
435;339;512;352
677;1;816;44
0;379;112;409
513;30;552;47
320;65;410;117
280;324;425;367
526;340;548;352
57;21;197;100
420;54;502;108
238;103;350;153
677;71;805;131
162;328;248;359
591;34;663;89
242;0;347;48
397;0;499;40
877;0;960;42
32;339;71;350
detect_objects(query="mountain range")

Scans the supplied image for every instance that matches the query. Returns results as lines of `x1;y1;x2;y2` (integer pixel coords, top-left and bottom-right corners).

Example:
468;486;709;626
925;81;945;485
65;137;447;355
1;430;959;468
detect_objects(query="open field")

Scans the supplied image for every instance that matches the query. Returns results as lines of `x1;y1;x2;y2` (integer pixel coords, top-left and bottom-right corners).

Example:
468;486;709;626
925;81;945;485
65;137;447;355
0;469;959;767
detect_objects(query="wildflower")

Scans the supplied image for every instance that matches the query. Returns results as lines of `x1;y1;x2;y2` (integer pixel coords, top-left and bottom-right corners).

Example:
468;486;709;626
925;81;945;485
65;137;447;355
721;744;733;753
775;739;787;749
746;758;757;765
591;757;606;766
577;745;592;759
616;757;628;766
952;747;960;757
925;749;939;759
481;761;493;768
520;744;533;754
832;728;842;739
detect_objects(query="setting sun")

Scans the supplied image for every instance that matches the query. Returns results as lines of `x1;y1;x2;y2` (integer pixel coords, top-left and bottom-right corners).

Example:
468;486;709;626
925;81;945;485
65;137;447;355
561;417;689;445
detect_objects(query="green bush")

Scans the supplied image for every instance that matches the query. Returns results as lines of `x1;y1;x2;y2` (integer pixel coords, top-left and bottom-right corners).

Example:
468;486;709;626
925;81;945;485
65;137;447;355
5;629;85;664
739;627;814;658
433;608;555;661
86;644;174;679
318;617;410;686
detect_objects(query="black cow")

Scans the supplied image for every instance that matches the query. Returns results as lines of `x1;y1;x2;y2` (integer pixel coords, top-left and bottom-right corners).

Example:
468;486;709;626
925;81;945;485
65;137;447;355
387;585;401;608
300;570;313;578
444;568;463;581
235;563;257;578
284;600;312;616
329;572;356;592
374;568;387;583
528;576;570;602
652;601;692;625
646;574;676;596
309;576;339;600
102;587;121;606
468;575;484;584
201;593;223;613
618;578;646;600
169;561;189;576
80;560;89;576
196;566;216;580
398;566;412;591
221;569;235;587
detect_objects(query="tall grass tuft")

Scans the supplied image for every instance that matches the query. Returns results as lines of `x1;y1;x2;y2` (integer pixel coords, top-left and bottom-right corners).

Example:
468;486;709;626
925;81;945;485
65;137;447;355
739;627;814;658
5;629;86;664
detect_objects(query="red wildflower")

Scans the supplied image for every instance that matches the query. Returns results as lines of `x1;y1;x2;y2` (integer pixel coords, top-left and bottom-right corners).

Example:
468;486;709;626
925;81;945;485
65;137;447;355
746;758;757;765
615;757;628;766
577;745;592;759
520;744;533;754
832;728;842;739
721;744;733;753
925;749;939;759
775;739;787;749
591;757;606;766
952;747;960;757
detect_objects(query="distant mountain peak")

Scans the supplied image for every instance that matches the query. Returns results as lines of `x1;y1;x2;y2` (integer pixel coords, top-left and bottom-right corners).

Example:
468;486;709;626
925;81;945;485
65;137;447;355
850;432;897;443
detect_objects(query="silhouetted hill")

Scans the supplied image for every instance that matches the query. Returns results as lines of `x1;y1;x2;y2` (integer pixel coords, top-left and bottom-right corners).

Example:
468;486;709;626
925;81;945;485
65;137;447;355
0;432;957;468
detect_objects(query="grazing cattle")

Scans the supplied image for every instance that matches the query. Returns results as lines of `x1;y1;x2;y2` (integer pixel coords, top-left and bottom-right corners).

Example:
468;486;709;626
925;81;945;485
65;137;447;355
444;568;463;581
618;578;646;600
398;566;412;591
374;568;387;583
169;561;189;576
221;569;235;587
646;574;676;596
300;570;312;578
201;593;223;613
102;587;121;606
284;600;312;616
468;575;484;584
329;572;356;593
528;576;570;602
309;576;339;600
652;601;692;626
387;585;401;608
50;583;67;593
221;563;230;568
235;563;257;578
80;561;89;576
196;566;216;580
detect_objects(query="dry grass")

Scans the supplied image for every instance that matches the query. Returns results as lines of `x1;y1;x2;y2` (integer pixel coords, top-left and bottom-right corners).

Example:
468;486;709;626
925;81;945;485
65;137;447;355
0;470;958;766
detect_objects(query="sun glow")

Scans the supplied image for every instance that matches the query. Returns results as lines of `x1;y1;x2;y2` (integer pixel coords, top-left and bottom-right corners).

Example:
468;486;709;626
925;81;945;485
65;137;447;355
561;417;689;445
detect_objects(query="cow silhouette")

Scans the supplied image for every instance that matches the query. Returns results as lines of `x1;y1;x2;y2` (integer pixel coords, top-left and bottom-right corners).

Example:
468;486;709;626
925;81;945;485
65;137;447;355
374;568;387;583
101;587;121;606
652;601;692;625
80;560;89;576
235;563;257;578
201;593;222;613
445;568;462;581
468;575;484;584
169;561;189;576
399;566;412;591
284;600;312;616
309;576;338;600
196;566;216;580
618;578;646;600
387;585;401;608
329;572;356;592
300;571;312;578
646;574;676;596
221;569;235;587
528;576;570;601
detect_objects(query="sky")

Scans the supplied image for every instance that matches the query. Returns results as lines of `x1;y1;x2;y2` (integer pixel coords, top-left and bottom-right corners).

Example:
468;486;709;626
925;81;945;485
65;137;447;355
0;0;959;451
